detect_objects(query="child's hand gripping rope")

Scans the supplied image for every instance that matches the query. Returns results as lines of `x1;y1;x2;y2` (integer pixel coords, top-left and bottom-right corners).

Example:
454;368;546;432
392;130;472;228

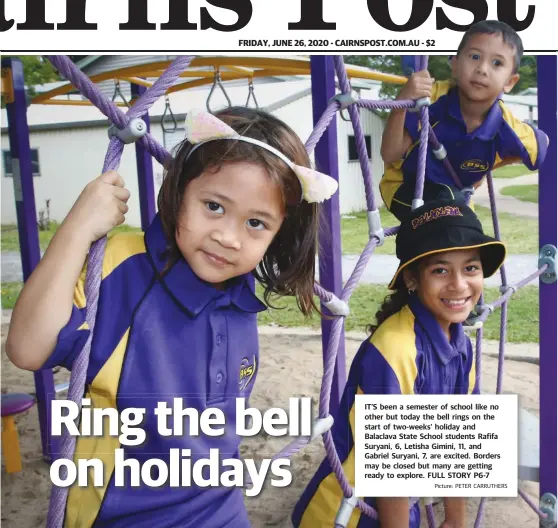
64;171;131;244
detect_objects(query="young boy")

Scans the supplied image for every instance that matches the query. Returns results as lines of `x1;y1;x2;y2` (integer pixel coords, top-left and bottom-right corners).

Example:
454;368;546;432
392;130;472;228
380;20;549;221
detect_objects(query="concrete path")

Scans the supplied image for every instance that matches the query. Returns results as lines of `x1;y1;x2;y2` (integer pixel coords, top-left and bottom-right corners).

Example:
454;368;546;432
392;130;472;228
1;251;541;289
473;173;538;217
0;309;541;364
258;325;540;365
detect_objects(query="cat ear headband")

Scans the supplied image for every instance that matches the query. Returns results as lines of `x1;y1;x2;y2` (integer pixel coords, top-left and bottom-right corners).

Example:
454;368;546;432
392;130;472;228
184;109;338;204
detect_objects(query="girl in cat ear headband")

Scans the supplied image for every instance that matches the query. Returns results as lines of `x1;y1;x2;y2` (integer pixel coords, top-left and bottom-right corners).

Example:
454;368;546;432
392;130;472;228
184;107;339;203
159;105;338;317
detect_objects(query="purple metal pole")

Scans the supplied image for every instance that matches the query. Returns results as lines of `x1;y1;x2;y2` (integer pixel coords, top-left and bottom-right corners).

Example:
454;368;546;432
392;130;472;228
537;55;557;503
2;57;58;461
130;83;156;231
309;55;346;415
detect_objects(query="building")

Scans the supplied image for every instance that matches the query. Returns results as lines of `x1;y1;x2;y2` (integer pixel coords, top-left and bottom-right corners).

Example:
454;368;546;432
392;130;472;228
2;56;540;228
1;56;387;227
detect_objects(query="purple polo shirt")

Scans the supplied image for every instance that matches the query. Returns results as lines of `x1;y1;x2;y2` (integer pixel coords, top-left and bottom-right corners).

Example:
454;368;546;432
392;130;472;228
43;213;266;527
401;82;548;188
292;294;479;528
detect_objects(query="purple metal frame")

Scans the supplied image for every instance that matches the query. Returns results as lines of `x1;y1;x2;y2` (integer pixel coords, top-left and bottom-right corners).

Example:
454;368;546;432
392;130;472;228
2;57;58;461
130;83;156;230
537;55;557;502
309;56;346;415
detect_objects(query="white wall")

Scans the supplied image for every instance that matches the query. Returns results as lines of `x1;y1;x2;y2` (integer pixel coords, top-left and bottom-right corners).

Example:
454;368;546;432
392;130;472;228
271;95;386;215
1;80;387;227
1;126;160;227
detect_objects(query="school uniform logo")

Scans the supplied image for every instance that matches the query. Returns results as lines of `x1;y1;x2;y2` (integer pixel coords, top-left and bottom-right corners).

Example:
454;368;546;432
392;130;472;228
460;159;489;172
239;356;257;390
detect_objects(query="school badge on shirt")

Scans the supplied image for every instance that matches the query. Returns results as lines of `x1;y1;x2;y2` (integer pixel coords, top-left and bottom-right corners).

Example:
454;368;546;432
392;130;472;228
460;159;489;172
239;356;257;391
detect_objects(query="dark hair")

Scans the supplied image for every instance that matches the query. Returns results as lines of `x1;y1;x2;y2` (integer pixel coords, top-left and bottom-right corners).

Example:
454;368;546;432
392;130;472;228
457;20;523;72
367;263;418;336
157;106;321;317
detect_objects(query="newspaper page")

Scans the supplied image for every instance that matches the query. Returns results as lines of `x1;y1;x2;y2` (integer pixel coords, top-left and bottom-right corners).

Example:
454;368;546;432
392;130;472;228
0;1;556;527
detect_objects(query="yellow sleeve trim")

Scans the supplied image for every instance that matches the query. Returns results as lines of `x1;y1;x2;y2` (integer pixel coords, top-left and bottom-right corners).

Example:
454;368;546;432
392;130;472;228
65;328;131;528
498;101;538;167
370;306;418;394
72;233;146;310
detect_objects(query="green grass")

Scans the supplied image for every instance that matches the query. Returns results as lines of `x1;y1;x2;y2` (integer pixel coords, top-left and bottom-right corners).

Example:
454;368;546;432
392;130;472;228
341;205;538;255
1;282;22;310
0;281;539;343
341;208;396;256
500;184;538;204
257;284;539;344
491;164;535;179
1;223;143;253
2;203;538;256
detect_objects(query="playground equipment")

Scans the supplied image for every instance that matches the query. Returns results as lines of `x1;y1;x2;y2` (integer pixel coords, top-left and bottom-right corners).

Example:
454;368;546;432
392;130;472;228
1;392;36;474
1;55;556;527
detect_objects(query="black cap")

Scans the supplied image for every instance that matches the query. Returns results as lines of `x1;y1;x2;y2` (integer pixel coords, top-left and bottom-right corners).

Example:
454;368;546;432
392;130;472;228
389;199;507;290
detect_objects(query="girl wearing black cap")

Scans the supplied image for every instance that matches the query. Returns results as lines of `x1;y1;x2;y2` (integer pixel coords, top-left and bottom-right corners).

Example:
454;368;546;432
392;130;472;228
292;199;506;528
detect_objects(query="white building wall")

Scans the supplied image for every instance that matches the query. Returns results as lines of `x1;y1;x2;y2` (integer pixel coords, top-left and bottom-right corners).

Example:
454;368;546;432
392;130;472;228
1;126;160;227
336;108;385;214
1;95;385;226
272;96;386;215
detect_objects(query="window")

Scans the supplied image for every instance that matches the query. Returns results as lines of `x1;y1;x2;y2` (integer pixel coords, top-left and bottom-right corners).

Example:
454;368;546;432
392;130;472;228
348;135;371;161
3;149;40;177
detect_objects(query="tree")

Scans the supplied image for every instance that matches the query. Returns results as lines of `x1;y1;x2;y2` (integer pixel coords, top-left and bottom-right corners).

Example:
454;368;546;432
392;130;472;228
1;55;88;107
2;56;59;95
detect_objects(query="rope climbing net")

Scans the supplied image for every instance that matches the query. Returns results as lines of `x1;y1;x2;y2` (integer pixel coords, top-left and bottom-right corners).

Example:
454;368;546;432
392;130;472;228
42;54;551;528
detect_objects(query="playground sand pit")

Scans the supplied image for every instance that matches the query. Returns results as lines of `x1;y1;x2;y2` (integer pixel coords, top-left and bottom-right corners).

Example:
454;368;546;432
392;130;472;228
1;322;541;528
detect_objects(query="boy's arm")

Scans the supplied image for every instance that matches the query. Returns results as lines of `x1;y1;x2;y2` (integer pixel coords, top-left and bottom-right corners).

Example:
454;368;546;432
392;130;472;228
381;71;434;165
6;171;130;371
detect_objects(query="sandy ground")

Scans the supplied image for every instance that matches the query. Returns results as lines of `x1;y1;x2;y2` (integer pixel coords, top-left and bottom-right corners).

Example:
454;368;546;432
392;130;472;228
1;325;541;528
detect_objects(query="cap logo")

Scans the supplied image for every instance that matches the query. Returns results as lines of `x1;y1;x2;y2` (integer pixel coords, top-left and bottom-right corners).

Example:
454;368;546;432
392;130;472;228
412;205;463;230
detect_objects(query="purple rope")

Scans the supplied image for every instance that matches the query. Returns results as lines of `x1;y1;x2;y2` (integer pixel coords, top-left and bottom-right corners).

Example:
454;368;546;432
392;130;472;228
415;106;428;202
341;238;377;301
45;55;195;528
428;128;463;189
305;101;339;155
314;281;334;303
473;175;547;324
426;503;437;527
414;57;429;203
45;56;127;129
357;99;416;110
519;489;549;518
487;172;509;396
276;242;382;462
271;435;311;461
475;324;483;394
474;499;488;528
333;56;377;211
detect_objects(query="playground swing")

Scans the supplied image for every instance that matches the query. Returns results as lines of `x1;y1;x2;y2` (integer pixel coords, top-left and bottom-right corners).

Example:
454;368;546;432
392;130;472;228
2;54;554;527
161;95;178;134
110;79;130;109
245;77;259;109
206;67;232;114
